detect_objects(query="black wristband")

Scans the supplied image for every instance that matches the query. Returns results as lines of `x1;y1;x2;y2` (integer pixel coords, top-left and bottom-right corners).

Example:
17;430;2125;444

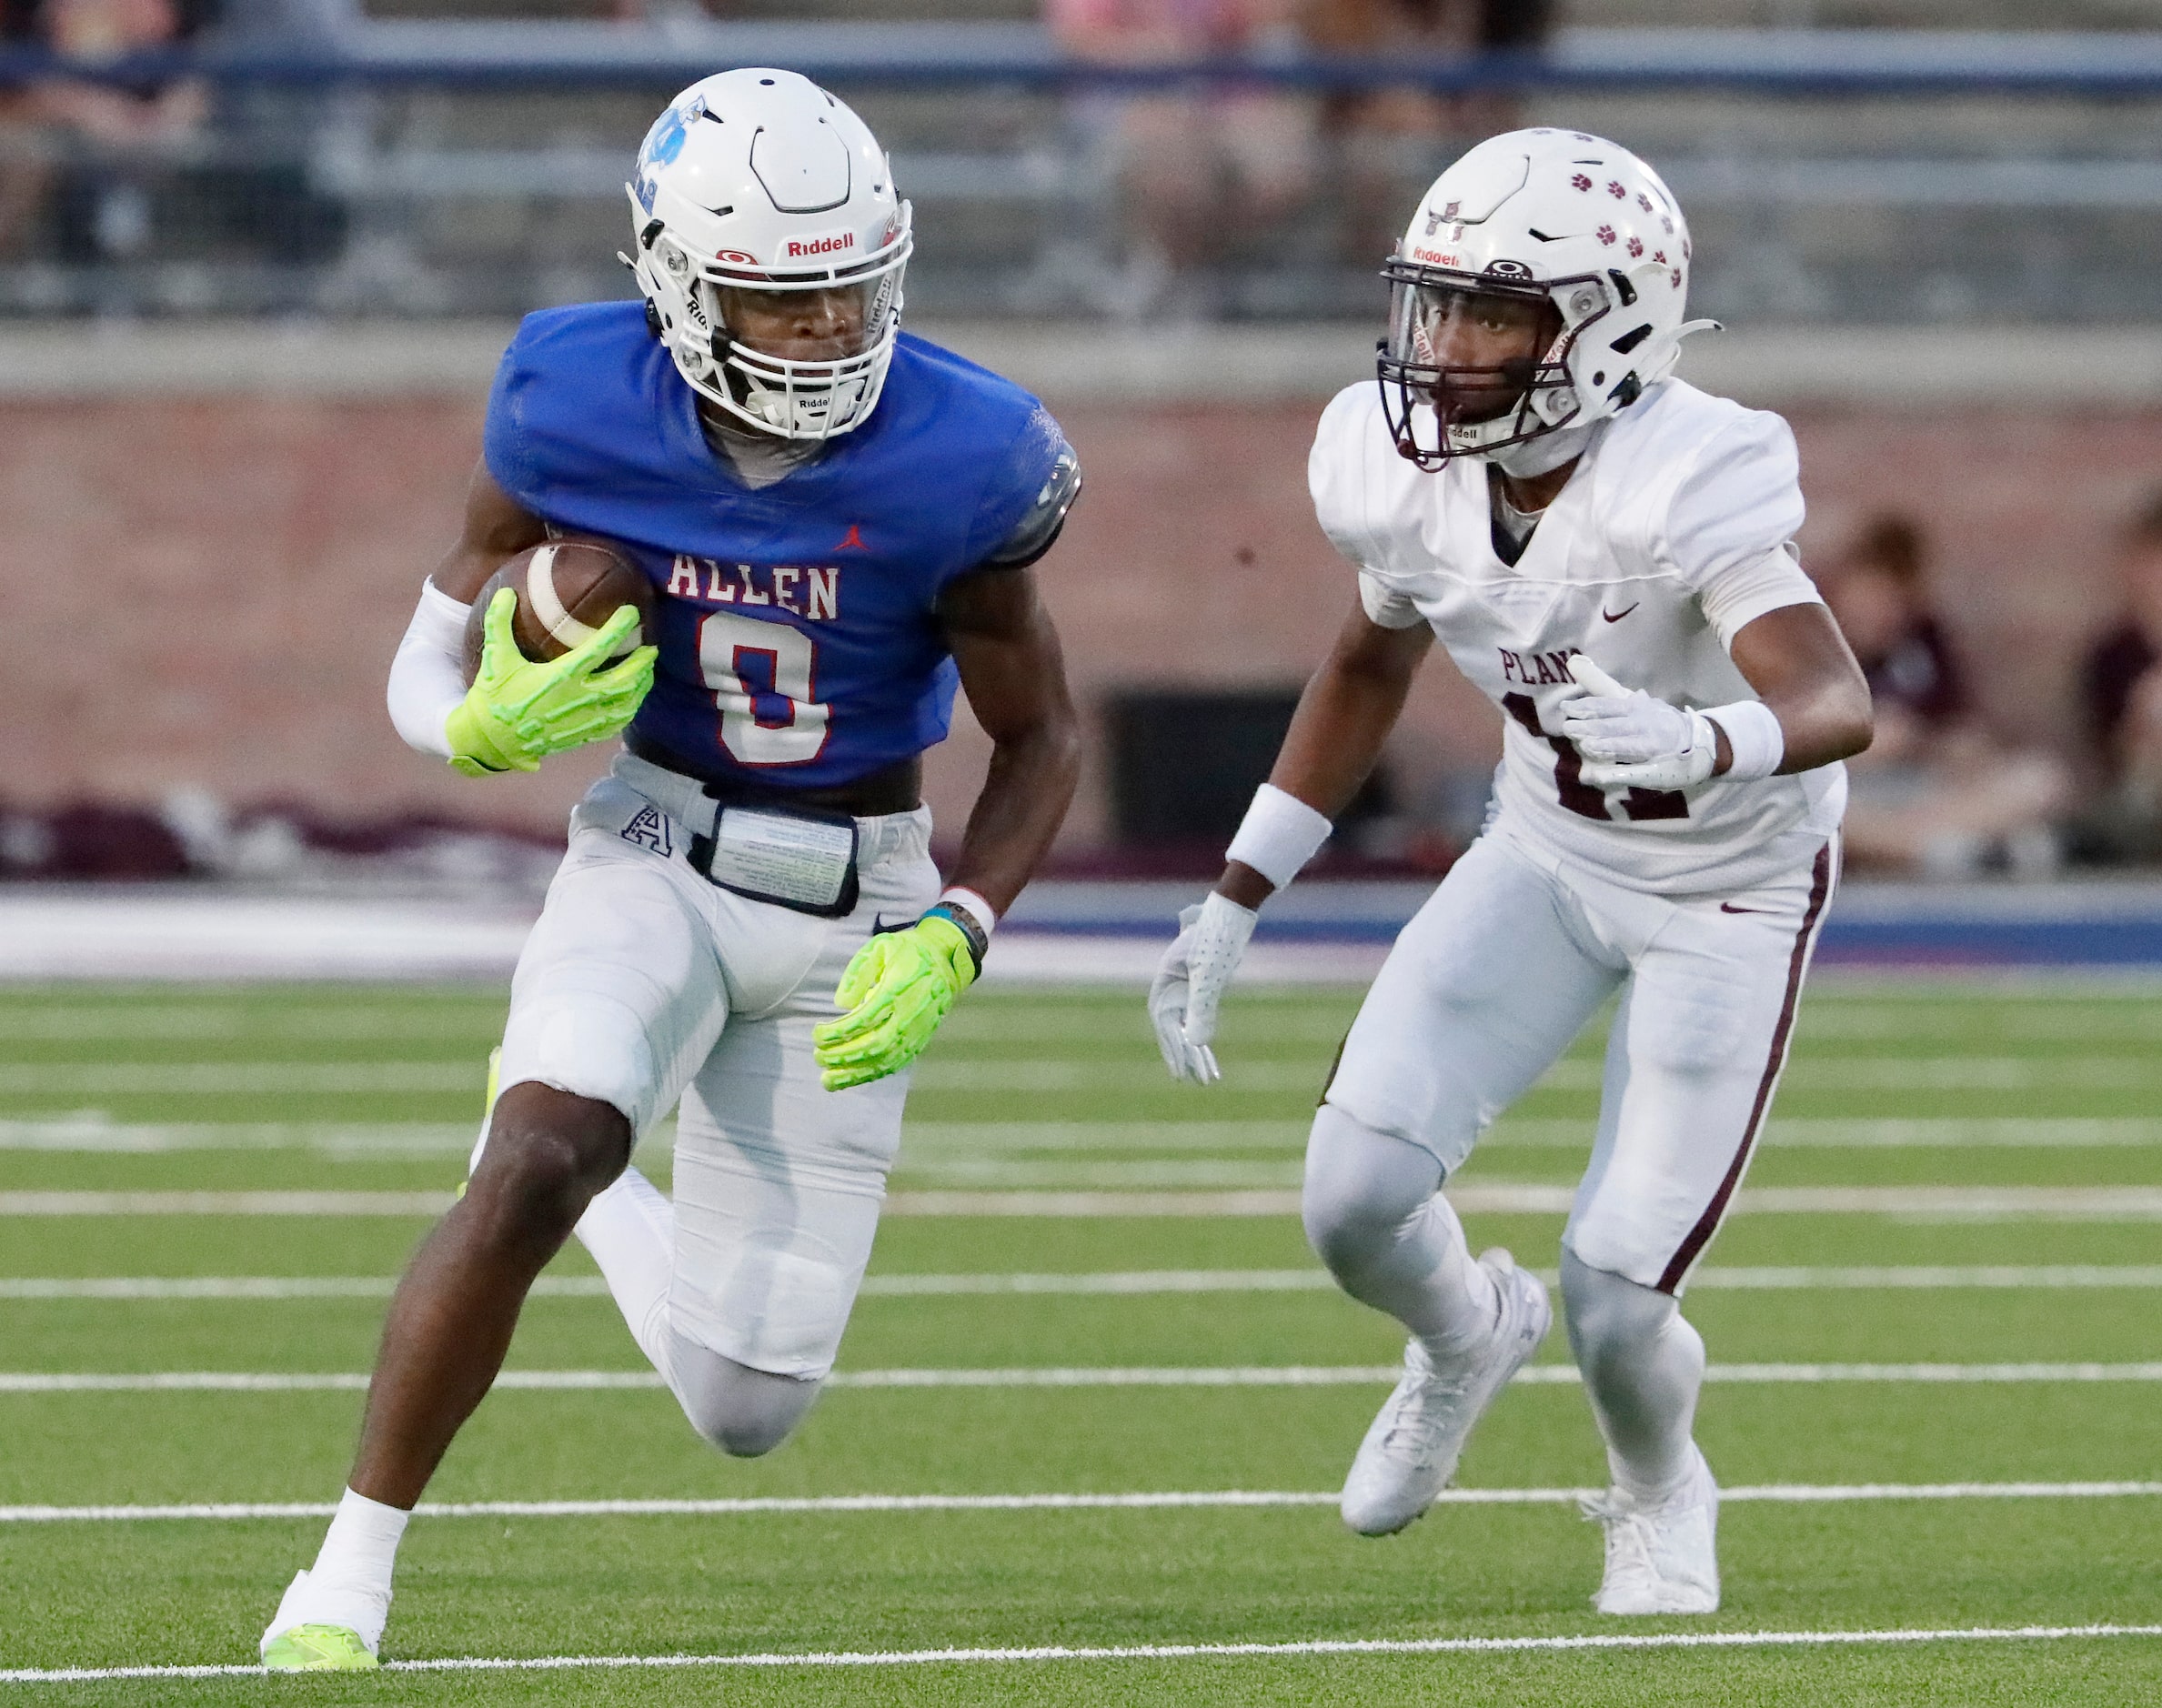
922;903;989;975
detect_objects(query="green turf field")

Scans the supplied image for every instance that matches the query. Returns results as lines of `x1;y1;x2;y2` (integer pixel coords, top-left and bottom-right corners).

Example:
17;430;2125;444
2;977;2159;1704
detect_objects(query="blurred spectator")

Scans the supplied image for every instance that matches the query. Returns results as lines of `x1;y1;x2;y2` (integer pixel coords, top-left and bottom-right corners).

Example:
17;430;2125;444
1049;0;1317;317
2070;495;2162;862
1824;513;2070;878
1301;0;1552;265
0;0;212;261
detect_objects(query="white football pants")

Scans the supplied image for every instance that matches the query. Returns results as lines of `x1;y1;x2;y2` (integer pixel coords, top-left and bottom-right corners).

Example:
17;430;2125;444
1322;826;1837;1293
495;768;940;1381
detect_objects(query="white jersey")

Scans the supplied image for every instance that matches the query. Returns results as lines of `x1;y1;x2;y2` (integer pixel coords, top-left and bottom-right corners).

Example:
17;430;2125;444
1309;377;1845;895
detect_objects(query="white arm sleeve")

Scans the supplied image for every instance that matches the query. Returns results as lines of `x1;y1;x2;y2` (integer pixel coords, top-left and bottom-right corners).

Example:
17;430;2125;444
1664;410;1822;648
1697;541;1824;649
387;581;471;759
1358;569;1426;630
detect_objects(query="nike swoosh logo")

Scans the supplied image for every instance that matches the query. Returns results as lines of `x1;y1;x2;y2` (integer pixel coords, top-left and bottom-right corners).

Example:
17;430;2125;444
871;914;911;936
1719;903;1777;915
1602;603;1639;622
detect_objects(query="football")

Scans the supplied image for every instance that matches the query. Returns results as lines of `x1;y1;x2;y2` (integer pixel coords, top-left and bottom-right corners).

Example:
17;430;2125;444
461;539;655;684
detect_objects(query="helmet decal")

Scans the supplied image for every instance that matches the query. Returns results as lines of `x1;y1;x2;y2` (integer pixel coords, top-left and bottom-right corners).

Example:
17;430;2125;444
625;69;910;441
634;97;699;215
1375;129;1704;469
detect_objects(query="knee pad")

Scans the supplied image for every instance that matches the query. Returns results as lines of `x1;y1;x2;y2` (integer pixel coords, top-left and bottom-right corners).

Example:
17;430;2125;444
1302;1104;1445;1276
667;1331;822;1458
1561;1247;1680;1374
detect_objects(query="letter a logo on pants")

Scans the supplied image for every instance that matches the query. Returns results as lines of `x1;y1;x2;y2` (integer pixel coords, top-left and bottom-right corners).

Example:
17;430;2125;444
621;806;672;857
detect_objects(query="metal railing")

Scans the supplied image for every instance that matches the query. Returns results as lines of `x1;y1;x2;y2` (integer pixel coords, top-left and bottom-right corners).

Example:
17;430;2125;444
3;23;2158;322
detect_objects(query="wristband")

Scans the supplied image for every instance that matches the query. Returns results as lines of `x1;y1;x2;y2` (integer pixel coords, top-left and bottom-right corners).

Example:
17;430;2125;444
922;901;990;975
1224;783;1333;891
937;886;998;939
1704;699;1784;780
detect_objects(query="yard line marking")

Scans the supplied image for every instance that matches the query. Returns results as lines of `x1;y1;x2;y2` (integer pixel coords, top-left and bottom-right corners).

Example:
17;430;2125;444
881;1185;2162;1219
0;1276;615;1301
8;1482;2162;1524
908;1055;2162;1094
6;1114;2154;1156
5;1185;2159;1221
9;1185;2157;1219
1494;1117;2162;1150
0;1121;480;1155
1539;1056;2162;1092
8;1362;2162;1393
902;1121;1311;1153
0;1191;454;1217
11;1264;2162;1301
0;1063;483;1095
900;1160;1304;1189
4;1054;2160;1098
8;1623;2162;1682
0;1009;507;1041
1685;1264;2162;1290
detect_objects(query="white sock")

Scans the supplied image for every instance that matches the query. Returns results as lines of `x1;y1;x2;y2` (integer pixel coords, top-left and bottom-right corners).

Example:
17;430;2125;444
1561;1249;1705;1505
1303;1108;1500;1355
575;1163;678;1378
265;1488;407;1653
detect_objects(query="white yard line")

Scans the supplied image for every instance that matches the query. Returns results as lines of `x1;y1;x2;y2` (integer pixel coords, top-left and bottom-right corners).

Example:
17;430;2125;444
1;1053;2157;1098
880;1185;2162;1219
10;1265;2162;1302
0;1010;505;1041
0;1191;455;1216
7;1482;2162;1524
7;1623;2162;1683
0;1276;614;1300
900;1160;1306;1189
5;1184;2157;1219
0;1063;482;1095
884;1055;2162;1094
1543;1057;2162;1092
1494;1118;2162;1150
5;1361;2161;1393
0;1122;479;1154
904;1118;2162;1151
6;1115;2158;1154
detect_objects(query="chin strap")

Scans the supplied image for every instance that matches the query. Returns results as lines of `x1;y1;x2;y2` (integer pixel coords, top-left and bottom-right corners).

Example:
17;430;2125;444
1485;419;1601;480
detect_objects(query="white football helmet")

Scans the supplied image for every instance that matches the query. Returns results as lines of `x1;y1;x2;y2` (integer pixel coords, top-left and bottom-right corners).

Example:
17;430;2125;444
626;68;911;440
1377;128;1716;468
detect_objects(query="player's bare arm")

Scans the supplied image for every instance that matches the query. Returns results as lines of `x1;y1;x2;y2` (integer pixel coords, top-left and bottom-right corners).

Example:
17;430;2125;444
935;564;1083;916
1218;600;1432;911
1722;601;1873;776
429;462;548;602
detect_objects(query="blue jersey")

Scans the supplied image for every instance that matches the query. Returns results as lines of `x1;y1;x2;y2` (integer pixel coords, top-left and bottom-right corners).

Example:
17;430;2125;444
484;302;1071;790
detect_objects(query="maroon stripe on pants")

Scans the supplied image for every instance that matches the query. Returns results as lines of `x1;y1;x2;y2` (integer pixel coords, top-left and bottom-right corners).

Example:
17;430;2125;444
1655;840;1836;1294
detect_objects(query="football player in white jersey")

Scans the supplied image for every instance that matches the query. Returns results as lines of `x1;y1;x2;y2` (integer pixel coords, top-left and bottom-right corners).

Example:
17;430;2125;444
1150;129;1872;1613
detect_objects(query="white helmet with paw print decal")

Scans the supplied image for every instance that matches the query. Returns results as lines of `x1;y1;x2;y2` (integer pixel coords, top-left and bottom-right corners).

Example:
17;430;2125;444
1378;129;1718;469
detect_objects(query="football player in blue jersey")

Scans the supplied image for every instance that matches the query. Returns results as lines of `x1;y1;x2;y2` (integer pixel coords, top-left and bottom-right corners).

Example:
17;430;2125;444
260;68;1084;1671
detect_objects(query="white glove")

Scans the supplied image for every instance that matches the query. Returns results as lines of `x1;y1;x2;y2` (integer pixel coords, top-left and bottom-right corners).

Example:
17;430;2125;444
1149;893;1257;1085
1560;656;1718;791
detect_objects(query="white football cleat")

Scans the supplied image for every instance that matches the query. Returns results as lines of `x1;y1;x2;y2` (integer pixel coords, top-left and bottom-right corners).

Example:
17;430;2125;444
1582;1446;1722;1614
1340;1248;1552;1536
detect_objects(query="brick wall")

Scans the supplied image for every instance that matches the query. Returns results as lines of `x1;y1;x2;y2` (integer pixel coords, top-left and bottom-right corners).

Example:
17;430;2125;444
9;393;2151;849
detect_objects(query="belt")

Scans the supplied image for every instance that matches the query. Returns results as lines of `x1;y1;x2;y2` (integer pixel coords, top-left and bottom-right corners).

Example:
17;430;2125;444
623;729;922;819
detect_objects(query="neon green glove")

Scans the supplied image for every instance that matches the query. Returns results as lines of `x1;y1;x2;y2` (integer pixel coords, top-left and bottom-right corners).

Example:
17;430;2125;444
445;588;657;778
813;913;980;1092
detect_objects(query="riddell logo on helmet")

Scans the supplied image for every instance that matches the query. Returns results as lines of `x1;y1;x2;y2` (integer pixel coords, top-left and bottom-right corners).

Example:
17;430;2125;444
783;231;857;259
